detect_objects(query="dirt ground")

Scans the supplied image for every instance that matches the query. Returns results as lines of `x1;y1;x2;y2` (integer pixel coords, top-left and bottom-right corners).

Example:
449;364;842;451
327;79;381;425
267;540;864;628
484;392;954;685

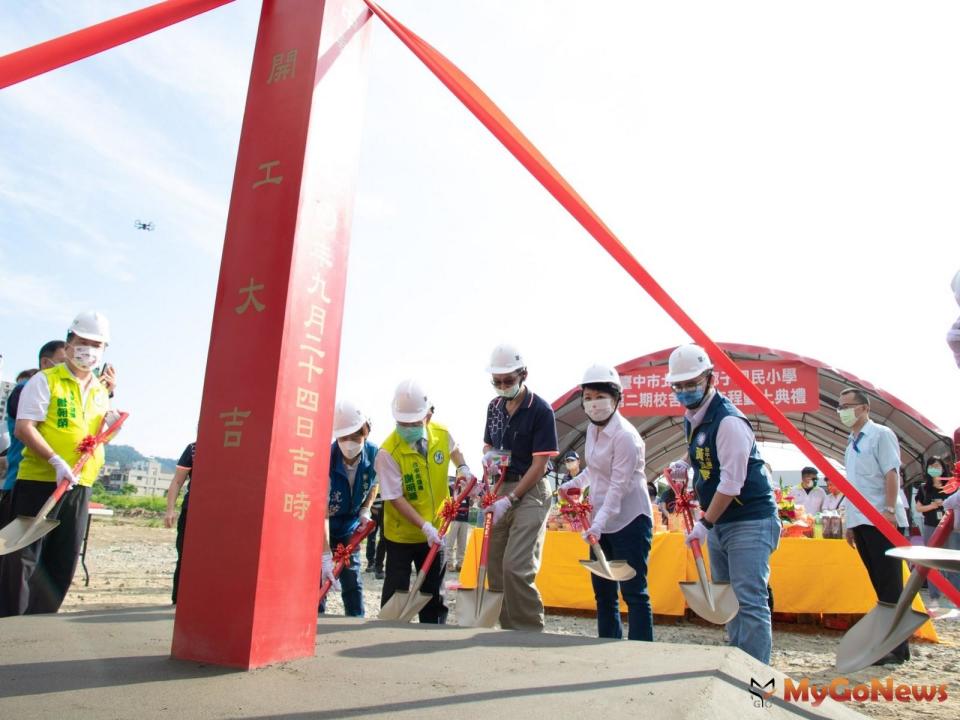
64;516;960;719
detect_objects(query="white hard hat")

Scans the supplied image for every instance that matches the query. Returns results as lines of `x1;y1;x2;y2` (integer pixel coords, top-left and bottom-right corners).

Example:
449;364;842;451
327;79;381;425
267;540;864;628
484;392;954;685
581;364;622;390
69;310;110;344
333;400;367;438
391;379;431;422
485;343;525;374
664;344;713;384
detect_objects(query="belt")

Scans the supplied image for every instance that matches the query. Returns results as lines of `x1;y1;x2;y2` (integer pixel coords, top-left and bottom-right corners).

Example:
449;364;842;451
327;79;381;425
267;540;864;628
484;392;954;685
503;470;523;483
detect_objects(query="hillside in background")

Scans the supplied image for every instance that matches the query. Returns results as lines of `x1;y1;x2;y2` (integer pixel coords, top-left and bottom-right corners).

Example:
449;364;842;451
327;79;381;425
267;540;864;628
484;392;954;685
105;444;178;473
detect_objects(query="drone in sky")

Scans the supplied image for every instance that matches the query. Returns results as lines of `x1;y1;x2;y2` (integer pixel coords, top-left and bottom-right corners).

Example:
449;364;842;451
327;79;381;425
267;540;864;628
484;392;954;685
134;220;155;231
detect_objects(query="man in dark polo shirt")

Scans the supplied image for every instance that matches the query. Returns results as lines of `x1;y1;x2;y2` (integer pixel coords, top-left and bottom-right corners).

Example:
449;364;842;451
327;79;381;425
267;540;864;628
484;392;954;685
482;343;558;631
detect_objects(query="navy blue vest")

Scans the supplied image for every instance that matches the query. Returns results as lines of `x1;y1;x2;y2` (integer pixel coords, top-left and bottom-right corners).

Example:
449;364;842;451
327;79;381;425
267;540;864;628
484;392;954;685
328;440;378;539
685;393;777;525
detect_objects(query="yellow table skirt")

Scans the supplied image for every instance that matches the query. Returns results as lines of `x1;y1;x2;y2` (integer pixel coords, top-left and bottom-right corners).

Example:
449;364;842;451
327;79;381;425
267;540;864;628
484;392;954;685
459;529;937;642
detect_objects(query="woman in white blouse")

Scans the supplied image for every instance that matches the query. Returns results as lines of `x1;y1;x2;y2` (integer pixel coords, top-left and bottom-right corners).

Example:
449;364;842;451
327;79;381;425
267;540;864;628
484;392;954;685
559;365;654;641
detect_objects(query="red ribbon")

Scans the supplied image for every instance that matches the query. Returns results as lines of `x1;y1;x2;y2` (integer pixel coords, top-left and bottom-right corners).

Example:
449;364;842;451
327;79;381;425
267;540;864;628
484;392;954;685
558;499;592;532
332;543;353;567
0;0;235;89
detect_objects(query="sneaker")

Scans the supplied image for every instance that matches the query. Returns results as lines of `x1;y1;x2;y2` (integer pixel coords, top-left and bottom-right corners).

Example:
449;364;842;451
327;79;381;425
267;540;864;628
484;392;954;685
374;569;384;580
871;653;905;666
365;565;375;573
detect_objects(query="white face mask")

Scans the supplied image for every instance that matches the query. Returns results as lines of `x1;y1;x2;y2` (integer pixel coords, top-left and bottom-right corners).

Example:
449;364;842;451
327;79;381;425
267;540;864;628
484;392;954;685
71;344;103;371
583;397;615;423
838;407;858;428
338;439;363;460
496;383;521;399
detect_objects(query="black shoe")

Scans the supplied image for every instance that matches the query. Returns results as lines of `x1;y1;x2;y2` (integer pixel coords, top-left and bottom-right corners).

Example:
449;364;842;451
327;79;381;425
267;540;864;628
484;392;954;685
365;565;374;573
374;569;384;580
871;653;905;666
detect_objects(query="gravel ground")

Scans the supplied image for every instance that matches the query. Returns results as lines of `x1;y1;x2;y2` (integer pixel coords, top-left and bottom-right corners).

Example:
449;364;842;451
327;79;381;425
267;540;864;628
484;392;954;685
62;517;960;719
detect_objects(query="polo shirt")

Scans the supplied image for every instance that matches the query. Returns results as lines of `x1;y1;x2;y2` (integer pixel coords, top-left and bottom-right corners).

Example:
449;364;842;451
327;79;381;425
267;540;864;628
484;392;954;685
483;388;558;477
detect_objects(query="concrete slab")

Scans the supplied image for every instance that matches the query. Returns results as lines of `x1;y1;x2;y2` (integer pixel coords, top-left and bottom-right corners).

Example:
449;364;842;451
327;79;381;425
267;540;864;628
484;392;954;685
0;606;864;719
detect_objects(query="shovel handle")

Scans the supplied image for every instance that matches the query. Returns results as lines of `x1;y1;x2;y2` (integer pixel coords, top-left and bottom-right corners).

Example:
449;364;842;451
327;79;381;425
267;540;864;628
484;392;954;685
689;537;705;561
478;510;494;566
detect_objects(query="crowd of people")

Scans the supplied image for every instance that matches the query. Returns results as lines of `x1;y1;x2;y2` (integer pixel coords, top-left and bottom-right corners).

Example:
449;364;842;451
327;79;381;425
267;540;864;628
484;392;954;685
2;272;959;672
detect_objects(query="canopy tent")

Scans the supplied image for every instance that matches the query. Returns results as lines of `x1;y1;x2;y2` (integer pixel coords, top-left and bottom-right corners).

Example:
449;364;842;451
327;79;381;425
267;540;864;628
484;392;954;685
553;343;953;485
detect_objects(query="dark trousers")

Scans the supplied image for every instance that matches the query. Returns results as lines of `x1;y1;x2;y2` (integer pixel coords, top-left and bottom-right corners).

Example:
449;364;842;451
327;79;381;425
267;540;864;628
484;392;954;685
852;524;910;660
366;512;386;570
0;480;90;616
0;488;13;528
319;532;365;617
380;538;447;623
171;493;190;604
591;513;653;641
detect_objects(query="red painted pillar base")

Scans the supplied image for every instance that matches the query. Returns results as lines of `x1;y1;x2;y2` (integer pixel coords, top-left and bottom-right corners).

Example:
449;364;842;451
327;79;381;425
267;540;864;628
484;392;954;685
171;0;372;669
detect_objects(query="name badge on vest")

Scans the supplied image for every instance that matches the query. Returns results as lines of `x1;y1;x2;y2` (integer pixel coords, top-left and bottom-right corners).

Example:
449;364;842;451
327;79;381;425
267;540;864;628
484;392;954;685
433;450;445;465
696;432;706;447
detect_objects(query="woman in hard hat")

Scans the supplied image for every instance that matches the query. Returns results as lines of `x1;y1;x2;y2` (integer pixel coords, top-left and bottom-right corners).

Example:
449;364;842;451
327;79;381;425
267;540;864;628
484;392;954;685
320;401;380;617
375;380;475;623
482;343;559;631
666;343;780;664
558;364;655;641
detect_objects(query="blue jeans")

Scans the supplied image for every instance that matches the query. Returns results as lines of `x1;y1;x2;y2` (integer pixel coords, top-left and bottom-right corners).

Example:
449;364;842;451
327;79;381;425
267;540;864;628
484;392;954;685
707;514;780;664
591;513;653;641
318;533;364;617
921;524;960;601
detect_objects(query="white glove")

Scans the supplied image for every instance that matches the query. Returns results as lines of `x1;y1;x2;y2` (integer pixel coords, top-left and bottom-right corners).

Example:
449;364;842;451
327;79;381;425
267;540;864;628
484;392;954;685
684;520;710;547
456;466;479;496
485;496;512;525
359;507;372;524
669;460;691;481
48;455;78;488
557;480;577;500
944;492;960;529
104;409;122;428
322;550;341;591
421;520;441;547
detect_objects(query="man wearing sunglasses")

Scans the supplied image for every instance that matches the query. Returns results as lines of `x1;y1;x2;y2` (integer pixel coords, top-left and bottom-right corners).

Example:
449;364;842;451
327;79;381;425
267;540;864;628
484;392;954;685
838;387;910;665
666;343;779;664
481;343;558;631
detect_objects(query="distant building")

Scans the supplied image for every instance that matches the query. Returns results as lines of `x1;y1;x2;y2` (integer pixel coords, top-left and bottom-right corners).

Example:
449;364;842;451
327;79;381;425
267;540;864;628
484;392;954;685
97;459;173;497
0;380;15;424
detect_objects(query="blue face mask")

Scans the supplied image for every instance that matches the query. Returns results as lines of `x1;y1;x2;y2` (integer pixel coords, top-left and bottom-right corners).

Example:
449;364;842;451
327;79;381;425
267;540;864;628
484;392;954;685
396;424;425;445
675;387;706;409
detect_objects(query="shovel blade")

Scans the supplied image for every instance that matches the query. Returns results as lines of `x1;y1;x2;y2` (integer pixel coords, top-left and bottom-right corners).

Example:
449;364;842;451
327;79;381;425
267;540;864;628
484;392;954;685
456;588;503;628
397;592;432;623
887;546;960;574
835;603;928;673
680;581;739;625
377;591;411;622
0;517;60;556
579;559;636;582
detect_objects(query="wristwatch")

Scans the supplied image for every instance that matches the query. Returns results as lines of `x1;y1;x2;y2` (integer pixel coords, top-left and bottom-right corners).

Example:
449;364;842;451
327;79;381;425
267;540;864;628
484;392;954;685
700;518;714;530
882;506;896;514
508;491;520;505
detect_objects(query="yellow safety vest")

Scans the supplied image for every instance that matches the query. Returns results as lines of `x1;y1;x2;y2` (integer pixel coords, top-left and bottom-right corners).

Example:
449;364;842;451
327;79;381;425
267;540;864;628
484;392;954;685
18;365;109;486
382;422;452;544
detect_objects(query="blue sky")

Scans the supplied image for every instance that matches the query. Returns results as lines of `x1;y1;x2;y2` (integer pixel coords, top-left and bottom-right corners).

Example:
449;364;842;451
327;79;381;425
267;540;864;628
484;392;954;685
2;1;958;471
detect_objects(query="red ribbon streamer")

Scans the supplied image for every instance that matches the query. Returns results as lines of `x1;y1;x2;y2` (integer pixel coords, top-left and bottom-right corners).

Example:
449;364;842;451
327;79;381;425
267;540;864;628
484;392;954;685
332;543;353;567
359;0;960;609
72;413;129;476
0;0;235;89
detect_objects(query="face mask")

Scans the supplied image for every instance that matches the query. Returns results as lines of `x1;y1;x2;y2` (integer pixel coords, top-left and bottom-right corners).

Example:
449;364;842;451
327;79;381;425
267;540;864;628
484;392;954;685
838;408;858;428
928;467;943;478
71;345;103;371
396;424;425;445
583;398;615;423
496;383;521;399
675;387;706;409
338;439;363;460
